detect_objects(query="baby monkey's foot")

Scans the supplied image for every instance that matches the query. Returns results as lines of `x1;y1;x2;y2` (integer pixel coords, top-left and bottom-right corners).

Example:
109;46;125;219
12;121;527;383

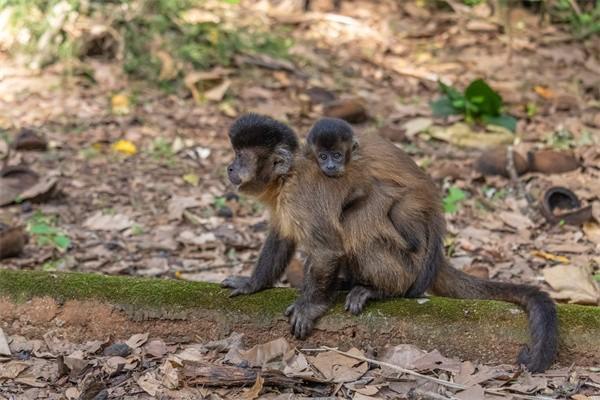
285;299;329;339
344;285;378;315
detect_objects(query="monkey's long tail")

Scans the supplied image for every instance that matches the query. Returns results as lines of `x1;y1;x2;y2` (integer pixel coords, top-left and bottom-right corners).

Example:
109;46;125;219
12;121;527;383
430;261;558;373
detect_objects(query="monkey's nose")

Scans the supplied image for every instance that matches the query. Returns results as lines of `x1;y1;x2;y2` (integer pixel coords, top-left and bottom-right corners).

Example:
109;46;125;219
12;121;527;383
327;164;336;171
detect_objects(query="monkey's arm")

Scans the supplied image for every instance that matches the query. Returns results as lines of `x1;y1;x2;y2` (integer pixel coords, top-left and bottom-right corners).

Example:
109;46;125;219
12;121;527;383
222;230;296;296
286;249;342;338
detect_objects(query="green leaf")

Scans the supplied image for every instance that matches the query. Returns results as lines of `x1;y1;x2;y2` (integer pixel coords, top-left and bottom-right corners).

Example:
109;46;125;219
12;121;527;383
438;81;463;101
53;235;71;250
443;187;467;214
464;79;502;117
29;223;57;235
594;274;600;282
431;97;461;117
483;114;517;132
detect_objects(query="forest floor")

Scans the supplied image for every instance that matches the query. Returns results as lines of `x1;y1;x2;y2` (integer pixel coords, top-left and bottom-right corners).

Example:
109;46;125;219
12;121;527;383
0;0;599;398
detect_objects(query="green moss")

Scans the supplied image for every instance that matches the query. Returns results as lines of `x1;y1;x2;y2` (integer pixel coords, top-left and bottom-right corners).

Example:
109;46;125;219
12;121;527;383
0;269;599;331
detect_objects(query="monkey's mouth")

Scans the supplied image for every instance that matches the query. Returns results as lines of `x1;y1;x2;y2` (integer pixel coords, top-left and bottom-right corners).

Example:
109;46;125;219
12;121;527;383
323;171;343;178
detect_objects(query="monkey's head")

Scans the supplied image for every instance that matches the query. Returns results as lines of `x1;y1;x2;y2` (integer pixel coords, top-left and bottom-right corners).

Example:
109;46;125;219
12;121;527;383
307;118;359;178
227;113;299;195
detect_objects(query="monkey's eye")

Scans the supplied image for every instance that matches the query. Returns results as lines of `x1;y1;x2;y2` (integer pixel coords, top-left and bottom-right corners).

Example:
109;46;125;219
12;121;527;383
333;152;342;160
319;153;327;161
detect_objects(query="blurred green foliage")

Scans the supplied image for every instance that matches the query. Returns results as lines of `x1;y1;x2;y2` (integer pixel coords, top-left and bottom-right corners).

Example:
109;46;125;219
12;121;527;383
0;0;291;82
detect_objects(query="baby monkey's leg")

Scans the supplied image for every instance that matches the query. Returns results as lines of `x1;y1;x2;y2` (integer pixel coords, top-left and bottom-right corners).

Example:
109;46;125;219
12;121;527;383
344;285;382;315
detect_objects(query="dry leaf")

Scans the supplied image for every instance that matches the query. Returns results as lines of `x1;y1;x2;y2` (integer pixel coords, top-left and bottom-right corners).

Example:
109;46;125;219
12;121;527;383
0;328;10;356
508;372;548;394
309;348;368;383
456;385;485;400
126;333;149;349
352;394;381;400
543;264;600;305
84;212;134;231
402;117;432;138
137;371;161;396
14;376;47;387
429;123;513;149
156;50;178;81
160;359;179;389
65;387;80;400
243;374;264;400
0;361;29;379
498;211;533;230
103;356;137;374
205;79;231;102
64;350;88;375
237;338;291;368
583;222;600;245
283;350;312;377
380;344;426;370
168;195;201;221
532;250;570;264
177;347;206;363
111;93;130;114
111;139;137;155
145;339;168;358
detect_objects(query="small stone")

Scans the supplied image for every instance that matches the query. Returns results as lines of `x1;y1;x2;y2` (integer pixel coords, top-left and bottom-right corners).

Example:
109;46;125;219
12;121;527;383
217;206;233;219
103;343;131;357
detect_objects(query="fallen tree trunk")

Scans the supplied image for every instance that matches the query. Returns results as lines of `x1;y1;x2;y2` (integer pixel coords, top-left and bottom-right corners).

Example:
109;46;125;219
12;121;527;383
1;269;599;366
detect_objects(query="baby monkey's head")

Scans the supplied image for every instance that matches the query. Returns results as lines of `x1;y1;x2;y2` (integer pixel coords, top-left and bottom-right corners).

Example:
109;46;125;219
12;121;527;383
307;118;358;178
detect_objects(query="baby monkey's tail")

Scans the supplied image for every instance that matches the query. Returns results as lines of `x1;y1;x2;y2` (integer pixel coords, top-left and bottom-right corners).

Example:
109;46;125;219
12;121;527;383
431;260;558;373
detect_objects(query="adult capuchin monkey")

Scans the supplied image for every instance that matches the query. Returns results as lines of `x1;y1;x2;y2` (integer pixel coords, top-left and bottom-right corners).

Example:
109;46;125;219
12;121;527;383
222;113;558;373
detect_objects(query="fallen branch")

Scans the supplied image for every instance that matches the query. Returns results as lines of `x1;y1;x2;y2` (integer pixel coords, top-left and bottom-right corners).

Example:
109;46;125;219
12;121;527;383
0;269;599;367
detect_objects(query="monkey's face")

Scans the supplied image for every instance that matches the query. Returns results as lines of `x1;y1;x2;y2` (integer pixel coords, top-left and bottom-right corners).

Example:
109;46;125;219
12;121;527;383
227;145;293;195
315;148;346;177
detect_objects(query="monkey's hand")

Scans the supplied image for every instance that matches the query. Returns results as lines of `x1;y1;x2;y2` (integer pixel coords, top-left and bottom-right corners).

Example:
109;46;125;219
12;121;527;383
285;298;328;339
221;276;261;297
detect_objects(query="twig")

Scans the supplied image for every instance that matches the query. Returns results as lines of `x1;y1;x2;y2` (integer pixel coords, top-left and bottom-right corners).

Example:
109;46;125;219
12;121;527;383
566;0;582;16
318;347;556;400
584;381;600;389
320;346;467;390
485;388;556;400
506;146;537;217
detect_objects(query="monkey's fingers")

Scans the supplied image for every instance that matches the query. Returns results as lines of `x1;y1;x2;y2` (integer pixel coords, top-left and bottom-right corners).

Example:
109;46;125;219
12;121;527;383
284;304;295;317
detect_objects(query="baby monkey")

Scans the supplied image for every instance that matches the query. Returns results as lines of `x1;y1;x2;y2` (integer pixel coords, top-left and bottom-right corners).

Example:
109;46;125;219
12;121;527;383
307;118;359;178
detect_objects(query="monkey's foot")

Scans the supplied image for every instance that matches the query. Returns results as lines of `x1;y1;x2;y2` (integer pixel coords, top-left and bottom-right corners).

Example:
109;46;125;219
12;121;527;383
285;299;329;339
221;276;260;297
344;285;377;315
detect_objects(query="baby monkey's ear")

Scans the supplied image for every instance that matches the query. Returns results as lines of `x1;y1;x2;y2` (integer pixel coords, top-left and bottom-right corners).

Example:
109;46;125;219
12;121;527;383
352;137;360;153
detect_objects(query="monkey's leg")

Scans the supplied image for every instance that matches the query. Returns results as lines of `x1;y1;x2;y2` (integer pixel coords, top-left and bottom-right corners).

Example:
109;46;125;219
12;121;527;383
222;230;296;296
285;251;341;339
344;285;382;315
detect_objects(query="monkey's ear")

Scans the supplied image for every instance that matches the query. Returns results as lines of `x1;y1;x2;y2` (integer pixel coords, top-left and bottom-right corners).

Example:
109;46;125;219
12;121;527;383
273;145;293;176
351;137;360;153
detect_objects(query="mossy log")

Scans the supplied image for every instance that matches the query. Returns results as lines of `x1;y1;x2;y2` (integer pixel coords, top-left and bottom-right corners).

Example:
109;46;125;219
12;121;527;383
1;269;599;366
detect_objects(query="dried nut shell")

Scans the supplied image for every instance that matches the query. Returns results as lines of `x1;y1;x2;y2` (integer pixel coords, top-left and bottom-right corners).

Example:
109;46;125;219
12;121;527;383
527;150;580;174
540;186;593;225
474;147;528;177
12;128;48;151
322;99;368;123
0;224;26;259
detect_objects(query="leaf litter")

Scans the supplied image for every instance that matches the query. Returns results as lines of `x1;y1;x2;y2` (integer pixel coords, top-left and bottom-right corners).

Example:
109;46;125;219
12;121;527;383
1;331;598;399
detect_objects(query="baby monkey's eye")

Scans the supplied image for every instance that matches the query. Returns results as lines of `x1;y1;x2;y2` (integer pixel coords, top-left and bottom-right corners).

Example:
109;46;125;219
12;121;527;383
333;152;342;160
319;153;328;161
